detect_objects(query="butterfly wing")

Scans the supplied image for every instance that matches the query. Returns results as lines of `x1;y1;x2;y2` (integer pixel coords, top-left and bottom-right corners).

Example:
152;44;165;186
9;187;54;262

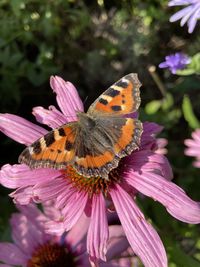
72;117;143;179
19;73;142;179
18;116;142;179
87;73;141;116
18;122;78;169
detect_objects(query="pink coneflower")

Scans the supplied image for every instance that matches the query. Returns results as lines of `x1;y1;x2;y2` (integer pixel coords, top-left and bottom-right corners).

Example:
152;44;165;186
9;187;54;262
0;203;134;267
184;129;200;167
1;76;200;267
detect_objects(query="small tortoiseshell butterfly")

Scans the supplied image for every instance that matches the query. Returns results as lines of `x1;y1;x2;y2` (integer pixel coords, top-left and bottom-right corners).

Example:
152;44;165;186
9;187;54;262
19;73;143;179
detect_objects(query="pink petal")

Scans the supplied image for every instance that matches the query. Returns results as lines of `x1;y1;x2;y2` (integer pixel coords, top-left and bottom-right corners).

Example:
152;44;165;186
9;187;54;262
100;258;134;267
0;264;13;267
193;160;200;168
61;190;88;231
143;122;163;136
126;171;200;223
87;193;109;261
16;204;46;231
191;129;200;141
33;178;67;202
50;76;84;120
42;200;62;221
0;164;60;189
126;150;173;180
141;122;163;150
66;212;90;248
44;220;65;235
0;243;28;265
110;184;167;267
0;113;47;145
32;105;67;128
41;201;66;235
9;186;34;204
10;213;45;255
106;225;129;261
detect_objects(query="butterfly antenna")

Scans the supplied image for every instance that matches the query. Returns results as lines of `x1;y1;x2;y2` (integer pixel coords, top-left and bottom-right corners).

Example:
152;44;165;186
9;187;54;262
83;95;88;106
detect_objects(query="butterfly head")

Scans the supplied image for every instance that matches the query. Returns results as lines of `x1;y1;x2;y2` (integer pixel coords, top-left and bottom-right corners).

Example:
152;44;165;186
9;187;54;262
77;111;96;130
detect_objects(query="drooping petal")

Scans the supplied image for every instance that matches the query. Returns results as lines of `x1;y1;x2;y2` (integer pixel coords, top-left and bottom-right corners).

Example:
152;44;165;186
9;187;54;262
67;212;90;248
0;164;60;189
126;150;173;180
110;184;167;267
0;243;28;266
61;190;88;231
106;225;130;261
32;106;67;128
0;113;47;145
126;171;200;223
9;186;34;205
143;122;163;136
141;122;163;150
50;76;84;120
87;193;109;262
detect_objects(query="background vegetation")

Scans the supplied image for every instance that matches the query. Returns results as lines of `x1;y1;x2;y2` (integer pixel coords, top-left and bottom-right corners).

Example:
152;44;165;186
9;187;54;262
0;0;200;266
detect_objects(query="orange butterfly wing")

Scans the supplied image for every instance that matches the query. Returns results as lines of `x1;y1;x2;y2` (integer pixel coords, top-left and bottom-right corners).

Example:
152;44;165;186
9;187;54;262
73;117;143;178
87;73;141;116
19;123;77;169
19;73;143;179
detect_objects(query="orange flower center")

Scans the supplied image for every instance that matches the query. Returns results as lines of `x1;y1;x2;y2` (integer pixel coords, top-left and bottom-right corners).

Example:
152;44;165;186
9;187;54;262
62;164;122;196
27;242;80;267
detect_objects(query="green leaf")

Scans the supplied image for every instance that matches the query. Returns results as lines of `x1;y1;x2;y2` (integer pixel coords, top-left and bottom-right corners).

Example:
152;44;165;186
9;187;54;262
165;236;200;267
177;53;200;76
182;95;200;129
176;69;195;76
162;93;174;111
145;100;161;114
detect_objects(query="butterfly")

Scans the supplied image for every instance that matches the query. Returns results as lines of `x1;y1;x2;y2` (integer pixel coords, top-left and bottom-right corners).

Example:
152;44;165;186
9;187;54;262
19;73;143;180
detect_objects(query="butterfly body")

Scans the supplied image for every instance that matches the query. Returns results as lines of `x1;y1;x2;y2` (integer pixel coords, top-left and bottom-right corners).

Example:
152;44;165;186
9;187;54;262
19;73;143;179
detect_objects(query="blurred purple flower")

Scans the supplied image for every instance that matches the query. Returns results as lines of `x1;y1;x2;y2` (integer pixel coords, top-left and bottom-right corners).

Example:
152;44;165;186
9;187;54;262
185;129;200;168
0;203;135;267
169;0;200;33
159;53;191;74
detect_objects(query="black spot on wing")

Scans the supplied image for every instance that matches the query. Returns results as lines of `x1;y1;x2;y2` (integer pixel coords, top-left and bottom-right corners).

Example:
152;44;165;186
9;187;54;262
65;141;73;151
44;132;55;147
99;98;108;105
33;141;42;154
58;128;66;136
106;88;120;97
115;80;128;88
111;105;122;111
